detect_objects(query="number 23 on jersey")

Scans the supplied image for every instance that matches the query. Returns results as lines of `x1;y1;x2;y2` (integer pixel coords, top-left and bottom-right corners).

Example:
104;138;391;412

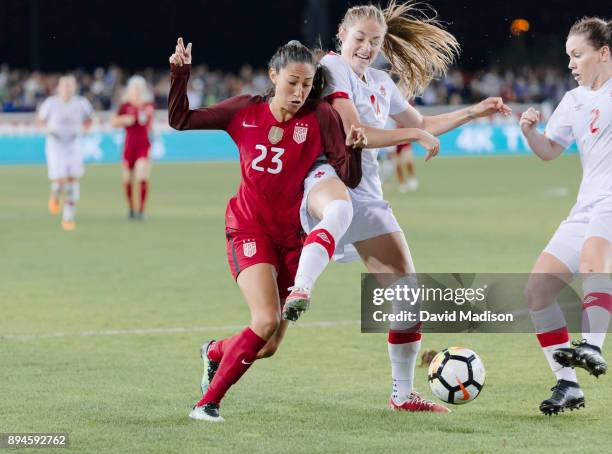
251;145;285;174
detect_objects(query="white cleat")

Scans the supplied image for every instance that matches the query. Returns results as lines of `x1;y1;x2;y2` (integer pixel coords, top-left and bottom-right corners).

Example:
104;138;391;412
282;287;311;321
189;403;224;422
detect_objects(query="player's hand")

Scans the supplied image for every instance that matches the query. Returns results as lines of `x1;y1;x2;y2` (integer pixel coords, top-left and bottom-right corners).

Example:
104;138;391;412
469;97;512;118
121;114;135;126
519;107;540;134
169;37;192;66
416;129;440;162
346;125;367;148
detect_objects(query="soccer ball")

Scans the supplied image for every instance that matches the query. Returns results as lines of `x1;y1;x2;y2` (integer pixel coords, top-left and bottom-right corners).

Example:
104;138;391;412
427;347;485;404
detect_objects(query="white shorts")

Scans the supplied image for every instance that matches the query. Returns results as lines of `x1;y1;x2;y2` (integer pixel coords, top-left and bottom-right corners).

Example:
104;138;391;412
300;164;402;262
45;142;84;180
543;196;612;273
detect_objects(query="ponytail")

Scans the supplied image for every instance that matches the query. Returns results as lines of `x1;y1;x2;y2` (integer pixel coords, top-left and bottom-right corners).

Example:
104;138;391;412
338;1;459;98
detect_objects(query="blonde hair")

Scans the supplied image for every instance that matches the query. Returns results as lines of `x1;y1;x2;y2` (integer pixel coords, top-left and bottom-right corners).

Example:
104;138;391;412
339;1;460;97
122;75;151;103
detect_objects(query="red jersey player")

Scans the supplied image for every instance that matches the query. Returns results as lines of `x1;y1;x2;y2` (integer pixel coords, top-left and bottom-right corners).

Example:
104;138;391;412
168;38;363;422
111;76;154;220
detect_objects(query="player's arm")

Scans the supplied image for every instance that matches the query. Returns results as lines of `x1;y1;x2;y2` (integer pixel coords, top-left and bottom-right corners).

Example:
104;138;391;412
82;98;94;132
168;38;249;131
519;107;565;161
316;101;363;188
110;101;134;128
36;100;48;129
329;97;440;161
392;97;512;136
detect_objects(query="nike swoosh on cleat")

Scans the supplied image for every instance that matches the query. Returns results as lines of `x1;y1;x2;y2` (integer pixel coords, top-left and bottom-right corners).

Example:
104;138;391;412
242;121;258;128
241;359;253;365
456;377;470;401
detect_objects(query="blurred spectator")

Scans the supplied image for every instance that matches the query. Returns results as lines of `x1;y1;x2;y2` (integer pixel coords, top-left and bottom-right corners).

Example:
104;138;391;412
0;62;576;113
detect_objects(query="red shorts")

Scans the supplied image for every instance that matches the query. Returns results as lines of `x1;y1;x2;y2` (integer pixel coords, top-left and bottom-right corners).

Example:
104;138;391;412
123;147;150;170
225;228;303;300
396;142;411;155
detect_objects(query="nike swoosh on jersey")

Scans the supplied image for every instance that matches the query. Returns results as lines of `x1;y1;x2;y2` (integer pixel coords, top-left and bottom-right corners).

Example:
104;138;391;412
242;121;258;128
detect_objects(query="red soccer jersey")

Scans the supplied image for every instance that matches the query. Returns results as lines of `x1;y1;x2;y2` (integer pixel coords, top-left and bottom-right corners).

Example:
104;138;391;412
168;64;361;245
118;101;154;153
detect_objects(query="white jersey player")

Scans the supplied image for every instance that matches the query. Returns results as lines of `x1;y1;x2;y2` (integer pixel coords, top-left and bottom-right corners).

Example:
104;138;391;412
38;75;93;230
521;17;612;415
281;3;510;413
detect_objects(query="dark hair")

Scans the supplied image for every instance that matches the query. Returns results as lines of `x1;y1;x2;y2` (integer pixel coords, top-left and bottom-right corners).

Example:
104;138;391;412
568;17;612;50
265;40;326;100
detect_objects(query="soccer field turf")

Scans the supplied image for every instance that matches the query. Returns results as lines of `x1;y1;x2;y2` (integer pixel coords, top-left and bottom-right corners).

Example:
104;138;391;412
1;156;610;453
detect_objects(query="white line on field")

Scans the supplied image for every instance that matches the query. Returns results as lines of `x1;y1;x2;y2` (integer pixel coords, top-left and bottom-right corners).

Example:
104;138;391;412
0;320;361;341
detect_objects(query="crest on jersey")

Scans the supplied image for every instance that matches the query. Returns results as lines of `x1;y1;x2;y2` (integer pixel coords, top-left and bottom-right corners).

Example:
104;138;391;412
293;124;308;144
317;232;331;244
243;241;256;258
379;84;386;97
268;126;284;144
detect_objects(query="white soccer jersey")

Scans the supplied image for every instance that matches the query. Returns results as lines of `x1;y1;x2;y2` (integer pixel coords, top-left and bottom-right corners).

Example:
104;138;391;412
321;53;409;201
545;77;612;209
39;95;93;148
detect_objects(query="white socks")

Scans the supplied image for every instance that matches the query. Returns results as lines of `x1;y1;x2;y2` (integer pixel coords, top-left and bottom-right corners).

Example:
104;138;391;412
582;274;612;349
531;303;577;382
389;340;421;402
63;181;80;221
51;181;62;200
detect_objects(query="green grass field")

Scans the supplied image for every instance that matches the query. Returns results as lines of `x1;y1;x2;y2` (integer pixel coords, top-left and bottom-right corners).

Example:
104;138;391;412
1;156;610;453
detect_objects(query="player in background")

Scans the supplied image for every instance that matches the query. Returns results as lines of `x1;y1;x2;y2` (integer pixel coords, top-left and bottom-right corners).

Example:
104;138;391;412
38;75;93;231
111;76;154;220
385;118;418;192
521;17;612;415
283;1;511;413
393;142;417;192
168;38;364;422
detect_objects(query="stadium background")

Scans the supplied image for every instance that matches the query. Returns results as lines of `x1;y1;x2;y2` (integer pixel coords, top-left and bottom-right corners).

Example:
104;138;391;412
1;1;610;452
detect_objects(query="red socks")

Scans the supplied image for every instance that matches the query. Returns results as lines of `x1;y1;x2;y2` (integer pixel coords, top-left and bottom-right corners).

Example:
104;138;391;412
139;180;148;213
124;182;133;211
198;327;266;406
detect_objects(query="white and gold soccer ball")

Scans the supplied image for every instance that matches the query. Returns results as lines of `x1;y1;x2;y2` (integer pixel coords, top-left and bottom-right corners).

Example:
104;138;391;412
427;347;485;404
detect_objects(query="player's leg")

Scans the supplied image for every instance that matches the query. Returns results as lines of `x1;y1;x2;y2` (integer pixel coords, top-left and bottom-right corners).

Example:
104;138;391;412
61;155;84;231
393;150;405;185
46;149;63;215
122;163;135;219
48;179;63;215
284;166;353;321
257;319;289;359
554;211;612;377
61;176;79;231
353;231;449;413
191;263;280;422
526;221;585;414
134;156;151;220
404;147;418;191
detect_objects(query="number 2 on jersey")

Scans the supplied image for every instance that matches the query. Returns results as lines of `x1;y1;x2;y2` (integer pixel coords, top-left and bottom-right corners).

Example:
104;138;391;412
590;108;600;134
252;145;285;174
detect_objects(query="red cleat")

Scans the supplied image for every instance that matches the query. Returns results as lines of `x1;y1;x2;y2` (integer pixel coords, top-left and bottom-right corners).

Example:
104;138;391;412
389;392;451;413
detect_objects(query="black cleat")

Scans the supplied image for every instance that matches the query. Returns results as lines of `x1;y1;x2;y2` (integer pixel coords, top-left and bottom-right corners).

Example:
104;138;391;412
553;340;607;378
200;340;219;394
128;209;136;220
539;379;585;415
